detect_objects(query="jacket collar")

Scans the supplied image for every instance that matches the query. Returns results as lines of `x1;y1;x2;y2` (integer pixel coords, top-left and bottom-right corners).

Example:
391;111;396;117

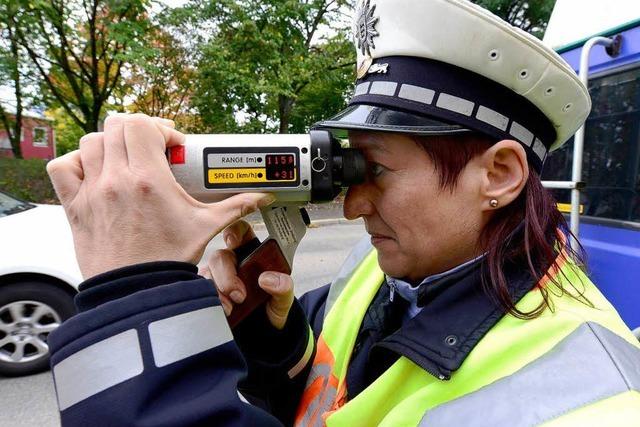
371;254;538;380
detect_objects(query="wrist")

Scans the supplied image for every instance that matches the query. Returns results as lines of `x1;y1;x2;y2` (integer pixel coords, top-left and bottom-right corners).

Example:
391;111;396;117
233;299;311;366
78;248;201;280
76;261;200;312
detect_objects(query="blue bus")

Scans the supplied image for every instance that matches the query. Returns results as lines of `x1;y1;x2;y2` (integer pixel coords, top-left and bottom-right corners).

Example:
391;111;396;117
541;4;640;331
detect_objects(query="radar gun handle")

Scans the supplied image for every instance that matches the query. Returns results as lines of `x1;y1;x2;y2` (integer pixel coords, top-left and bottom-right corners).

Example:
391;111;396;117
227;238;292;329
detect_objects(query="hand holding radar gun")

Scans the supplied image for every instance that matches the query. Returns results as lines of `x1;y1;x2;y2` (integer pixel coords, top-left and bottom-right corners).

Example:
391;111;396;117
167;130;366;328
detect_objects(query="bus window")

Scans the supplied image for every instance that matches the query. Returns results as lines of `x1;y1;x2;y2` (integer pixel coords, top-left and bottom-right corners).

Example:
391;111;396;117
543;66;640;223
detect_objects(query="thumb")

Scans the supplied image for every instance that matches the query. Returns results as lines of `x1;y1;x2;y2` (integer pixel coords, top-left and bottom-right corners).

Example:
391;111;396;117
205;193;276;233
259;271;294;330
47;150;83;205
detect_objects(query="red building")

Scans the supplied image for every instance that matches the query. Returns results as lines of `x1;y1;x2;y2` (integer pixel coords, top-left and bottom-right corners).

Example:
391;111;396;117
0;112;56;160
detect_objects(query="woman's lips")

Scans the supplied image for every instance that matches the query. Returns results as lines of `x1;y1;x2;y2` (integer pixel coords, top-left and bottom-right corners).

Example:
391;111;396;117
369;233;394;246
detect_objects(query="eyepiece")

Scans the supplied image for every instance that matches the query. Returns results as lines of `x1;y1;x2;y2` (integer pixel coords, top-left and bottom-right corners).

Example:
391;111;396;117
333;148;366;186
309;130;365;202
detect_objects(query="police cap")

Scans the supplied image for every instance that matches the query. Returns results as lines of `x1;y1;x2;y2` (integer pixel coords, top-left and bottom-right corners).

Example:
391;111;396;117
315;0;591;171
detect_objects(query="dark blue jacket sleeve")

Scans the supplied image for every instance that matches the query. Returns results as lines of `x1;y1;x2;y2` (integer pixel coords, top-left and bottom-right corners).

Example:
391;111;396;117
230;283;330;425
48;262;283;427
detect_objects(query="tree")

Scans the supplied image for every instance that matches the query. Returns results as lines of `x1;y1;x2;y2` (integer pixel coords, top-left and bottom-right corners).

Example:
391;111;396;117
122;26;198;128
183;0;355;134
287;33;354;133
0;0;26;158
471;0;555;39
46;106;85;156
11;0;152;133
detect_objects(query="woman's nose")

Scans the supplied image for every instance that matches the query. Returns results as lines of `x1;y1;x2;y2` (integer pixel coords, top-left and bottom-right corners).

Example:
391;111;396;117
343;184;375;220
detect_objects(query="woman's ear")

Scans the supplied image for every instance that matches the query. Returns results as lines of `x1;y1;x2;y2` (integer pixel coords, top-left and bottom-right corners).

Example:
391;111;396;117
479;140;529;211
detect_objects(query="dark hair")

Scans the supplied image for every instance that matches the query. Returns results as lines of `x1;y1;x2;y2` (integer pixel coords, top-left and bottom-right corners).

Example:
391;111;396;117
412;134;590;319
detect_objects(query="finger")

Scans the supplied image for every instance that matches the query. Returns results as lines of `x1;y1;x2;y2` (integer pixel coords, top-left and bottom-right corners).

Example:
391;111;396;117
197;264;233;315
122;114;185;169
153;120;185;147
223;220;257;250
259;272;294;330
102;114;128;171
47;150;83;205
208;249;246;304
259;272;294;301
206;193;276;234
154;117;175;129
197;264;212;279
219;293;233;316
79;132;104;181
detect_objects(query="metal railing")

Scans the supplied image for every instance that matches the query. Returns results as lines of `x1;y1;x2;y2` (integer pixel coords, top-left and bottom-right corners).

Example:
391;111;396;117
542;35;621;245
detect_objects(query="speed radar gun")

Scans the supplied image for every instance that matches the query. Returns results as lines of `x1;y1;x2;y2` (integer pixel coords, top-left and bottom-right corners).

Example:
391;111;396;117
168;130;366;328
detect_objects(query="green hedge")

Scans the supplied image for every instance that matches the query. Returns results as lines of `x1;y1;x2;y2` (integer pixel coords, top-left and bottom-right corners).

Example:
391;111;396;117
0;158;58;204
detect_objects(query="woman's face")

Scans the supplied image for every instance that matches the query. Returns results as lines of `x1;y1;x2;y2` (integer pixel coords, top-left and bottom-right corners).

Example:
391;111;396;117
344;132;487;281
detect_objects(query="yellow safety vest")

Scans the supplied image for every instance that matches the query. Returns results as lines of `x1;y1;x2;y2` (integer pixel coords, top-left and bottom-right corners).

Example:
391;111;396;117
295;247;640;426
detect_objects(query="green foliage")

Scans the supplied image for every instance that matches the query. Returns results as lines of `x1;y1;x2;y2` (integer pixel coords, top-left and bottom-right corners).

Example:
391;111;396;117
0;157;57;204
288;33;354;133
13;0;154;132
122;25;199;129
0;0;29;159
471;0;556;39
185;0;355;134
47;107;85;156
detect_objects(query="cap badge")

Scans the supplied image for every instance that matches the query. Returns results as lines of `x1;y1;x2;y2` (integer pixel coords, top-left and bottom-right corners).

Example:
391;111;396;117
356;56;373;79
354;0;379;57
368;62;388;74
354;0;379;79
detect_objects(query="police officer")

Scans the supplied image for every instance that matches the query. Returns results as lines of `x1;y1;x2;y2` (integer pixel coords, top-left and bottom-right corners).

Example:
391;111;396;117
47;0;640;426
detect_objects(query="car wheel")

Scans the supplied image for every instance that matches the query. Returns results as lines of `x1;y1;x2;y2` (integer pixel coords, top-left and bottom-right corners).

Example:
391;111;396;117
0;281;75;376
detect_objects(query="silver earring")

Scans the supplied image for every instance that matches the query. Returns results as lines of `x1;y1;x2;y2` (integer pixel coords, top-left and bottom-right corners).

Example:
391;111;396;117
490;199;499;208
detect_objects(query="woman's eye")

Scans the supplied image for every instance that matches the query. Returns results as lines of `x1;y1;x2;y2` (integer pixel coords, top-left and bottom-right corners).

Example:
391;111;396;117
370;162;386;177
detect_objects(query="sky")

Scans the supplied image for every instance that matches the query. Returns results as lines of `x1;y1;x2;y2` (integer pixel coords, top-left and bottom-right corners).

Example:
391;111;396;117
544;0;640;49
157;0;189;8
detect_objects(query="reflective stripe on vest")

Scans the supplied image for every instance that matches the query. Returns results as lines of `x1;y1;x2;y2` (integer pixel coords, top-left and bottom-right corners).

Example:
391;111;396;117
295;245;640;426
324;237;374;320
420;321;640;427
295;337;341;427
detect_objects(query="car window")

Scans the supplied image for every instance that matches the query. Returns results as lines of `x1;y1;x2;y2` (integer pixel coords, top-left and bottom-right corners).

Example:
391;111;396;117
0;192;35;217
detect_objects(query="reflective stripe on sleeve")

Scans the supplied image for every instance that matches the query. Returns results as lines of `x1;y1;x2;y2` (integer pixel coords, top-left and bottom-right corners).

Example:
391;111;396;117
53;329;143;411
238;391;250;404
148;306;233;368
288;325;315;379
420;322;640;427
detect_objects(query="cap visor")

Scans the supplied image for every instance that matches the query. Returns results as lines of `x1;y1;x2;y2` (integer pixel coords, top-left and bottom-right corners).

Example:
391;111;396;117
314;104;473;138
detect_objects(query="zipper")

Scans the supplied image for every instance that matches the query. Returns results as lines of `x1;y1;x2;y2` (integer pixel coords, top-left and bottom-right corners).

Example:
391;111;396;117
423;365;450;381
389;280;397;302
374;341;451;381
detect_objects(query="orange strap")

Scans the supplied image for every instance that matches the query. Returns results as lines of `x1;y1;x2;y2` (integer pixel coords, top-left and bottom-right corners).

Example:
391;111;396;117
295;336;347;426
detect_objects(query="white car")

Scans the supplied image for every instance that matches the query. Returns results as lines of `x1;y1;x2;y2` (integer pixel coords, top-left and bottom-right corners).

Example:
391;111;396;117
0;191;82;376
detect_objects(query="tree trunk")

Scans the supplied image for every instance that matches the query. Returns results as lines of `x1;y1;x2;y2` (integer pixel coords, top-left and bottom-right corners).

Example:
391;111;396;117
85;116;99;133
0;107;23;159
10;111;22;159
91;98;102;132
5;24;23;158
278;95;294;134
